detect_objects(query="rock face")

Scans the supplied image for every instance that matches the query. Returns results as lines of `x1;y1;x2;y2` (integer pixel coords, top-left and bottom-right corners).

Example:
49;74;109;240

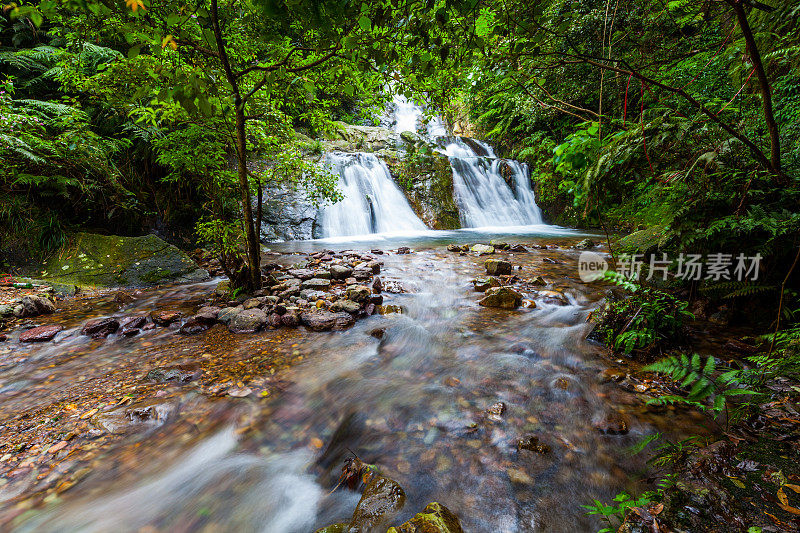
485;259;512;275
386;148;461;230
40;233;208;288
478;287;523;309
257;182;319;241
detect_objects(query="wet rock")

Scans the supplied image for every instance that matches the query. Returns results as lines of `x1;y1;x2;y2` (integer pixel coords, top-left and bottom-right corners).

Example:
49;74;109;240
195;306;220;321
349;475;406;532
242;298;262;310
369;327;386;339
0;304;15;317
214;280;230;298
145;364;200;383
574;238;596;250
331;299;361;314
150;310;181;326
353;268;372;281
217;306;242;325
301;278;332;290
517;435;551;454
378;305;403;315
300;310;355;331
470;244;495;255
81;317;120;338
288;268;316;280
537;290;568;306
472;277;501;292
388;502;463;533
396;247;411;254
383;281;406;294
21;295;56;316
313;269;332;279
330;265;353;280
347;285;372;303
230;308;268;333
489;239;509;249
178;317;211;335
478;287;523;309
120;315;147;336
594;411;630;435
19;324;63;342
372;277;383;293
485;259;512;275
509;244;528;253
0;334;6;342
364;303;376;315
368;294;384;306
528;276;547;286
486;401;506;421
301;289;328;301
267;312;283;328
447;244;462;252
281;313;299;327
314;524;347;533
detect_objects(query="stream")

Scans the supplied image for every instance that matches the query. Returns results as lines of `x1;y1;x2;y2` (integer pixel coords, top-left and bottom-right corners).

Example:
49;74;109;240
1;229;710;532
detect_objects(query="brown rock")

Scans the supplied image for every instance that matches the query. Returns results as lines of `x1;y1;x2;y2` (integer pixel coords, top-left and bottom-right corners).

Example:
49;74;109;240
150;310;181;326
81;317;120;338
20;324;63;342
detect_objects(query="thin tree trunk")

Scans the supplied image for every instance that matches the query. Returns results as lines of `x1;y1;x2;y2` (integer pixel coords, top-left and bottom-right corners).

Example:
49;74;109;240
210;0;260;290
729;0;783;181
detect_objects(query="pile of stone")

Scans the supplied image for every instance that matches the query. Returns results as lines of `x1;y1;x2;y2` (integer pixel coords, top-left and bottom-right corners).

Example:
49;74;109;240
186;250;389;334
0;293;56;320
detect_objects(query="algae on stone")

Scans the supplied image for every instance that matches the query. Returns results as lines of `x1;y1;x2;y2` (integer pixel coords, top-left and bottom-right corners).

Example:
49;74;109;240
40;233;207;288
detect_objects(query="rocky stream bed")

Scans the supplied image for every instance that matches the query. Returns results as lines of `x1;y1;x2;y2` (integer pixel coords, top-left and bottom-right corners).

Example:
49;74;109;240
1;232;795;532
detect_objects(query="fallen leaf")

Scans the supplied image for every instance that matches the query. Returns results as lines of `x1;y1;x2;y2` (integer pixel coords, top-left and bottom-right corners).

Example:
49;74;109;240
310;437;323;448
778;503;800;515
784;483;800;494
80;408;98;419
778;487;789;505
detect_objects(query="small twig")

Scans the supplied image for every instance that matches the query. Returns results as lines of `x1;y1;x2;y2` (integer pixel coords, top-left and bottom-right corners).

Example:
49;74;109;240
767;241;800;357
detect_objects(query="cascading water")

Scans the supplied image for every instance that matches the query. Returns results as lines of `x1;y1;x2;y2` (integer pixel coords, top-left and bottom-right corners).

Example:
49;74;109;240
315;152;427;238
443;138;544;228
392;96;545;228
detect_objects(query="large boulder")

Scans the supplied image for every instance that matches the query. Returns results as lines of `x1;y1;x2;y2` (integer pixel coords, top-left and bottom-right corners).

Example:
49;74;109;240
478;287;523;309
39;233;208;288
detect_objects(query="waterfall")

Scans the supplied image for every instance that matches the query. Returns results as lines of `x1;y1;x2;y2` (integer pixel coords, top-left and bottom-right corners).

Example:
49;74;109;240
442;138;544;228
316;152;427;238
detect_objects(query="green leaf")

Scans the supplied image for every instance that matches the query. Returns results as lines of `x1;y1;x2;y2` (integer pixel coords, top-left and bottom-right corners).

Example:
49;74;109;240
357;15;372;31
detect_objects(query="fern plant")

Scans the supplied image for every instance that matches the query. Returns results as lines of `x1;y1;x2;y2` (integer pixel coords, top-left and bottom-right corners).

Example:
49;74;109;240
644;353;760;419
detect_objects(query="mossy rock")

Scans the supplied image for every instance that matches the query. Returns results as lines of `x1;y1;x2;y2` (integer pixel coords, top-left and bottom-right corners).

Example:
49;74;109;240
314;524;347;533
38;232;208;288
387;502;463;533
392;152;460;230
615;224;668;253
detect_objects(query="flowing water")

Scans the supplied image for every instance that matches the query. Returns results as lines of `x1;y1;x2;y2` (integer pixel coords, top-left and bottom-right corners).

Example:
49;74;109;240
442;139;544;228
1;231;710;532
315;152;427;238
